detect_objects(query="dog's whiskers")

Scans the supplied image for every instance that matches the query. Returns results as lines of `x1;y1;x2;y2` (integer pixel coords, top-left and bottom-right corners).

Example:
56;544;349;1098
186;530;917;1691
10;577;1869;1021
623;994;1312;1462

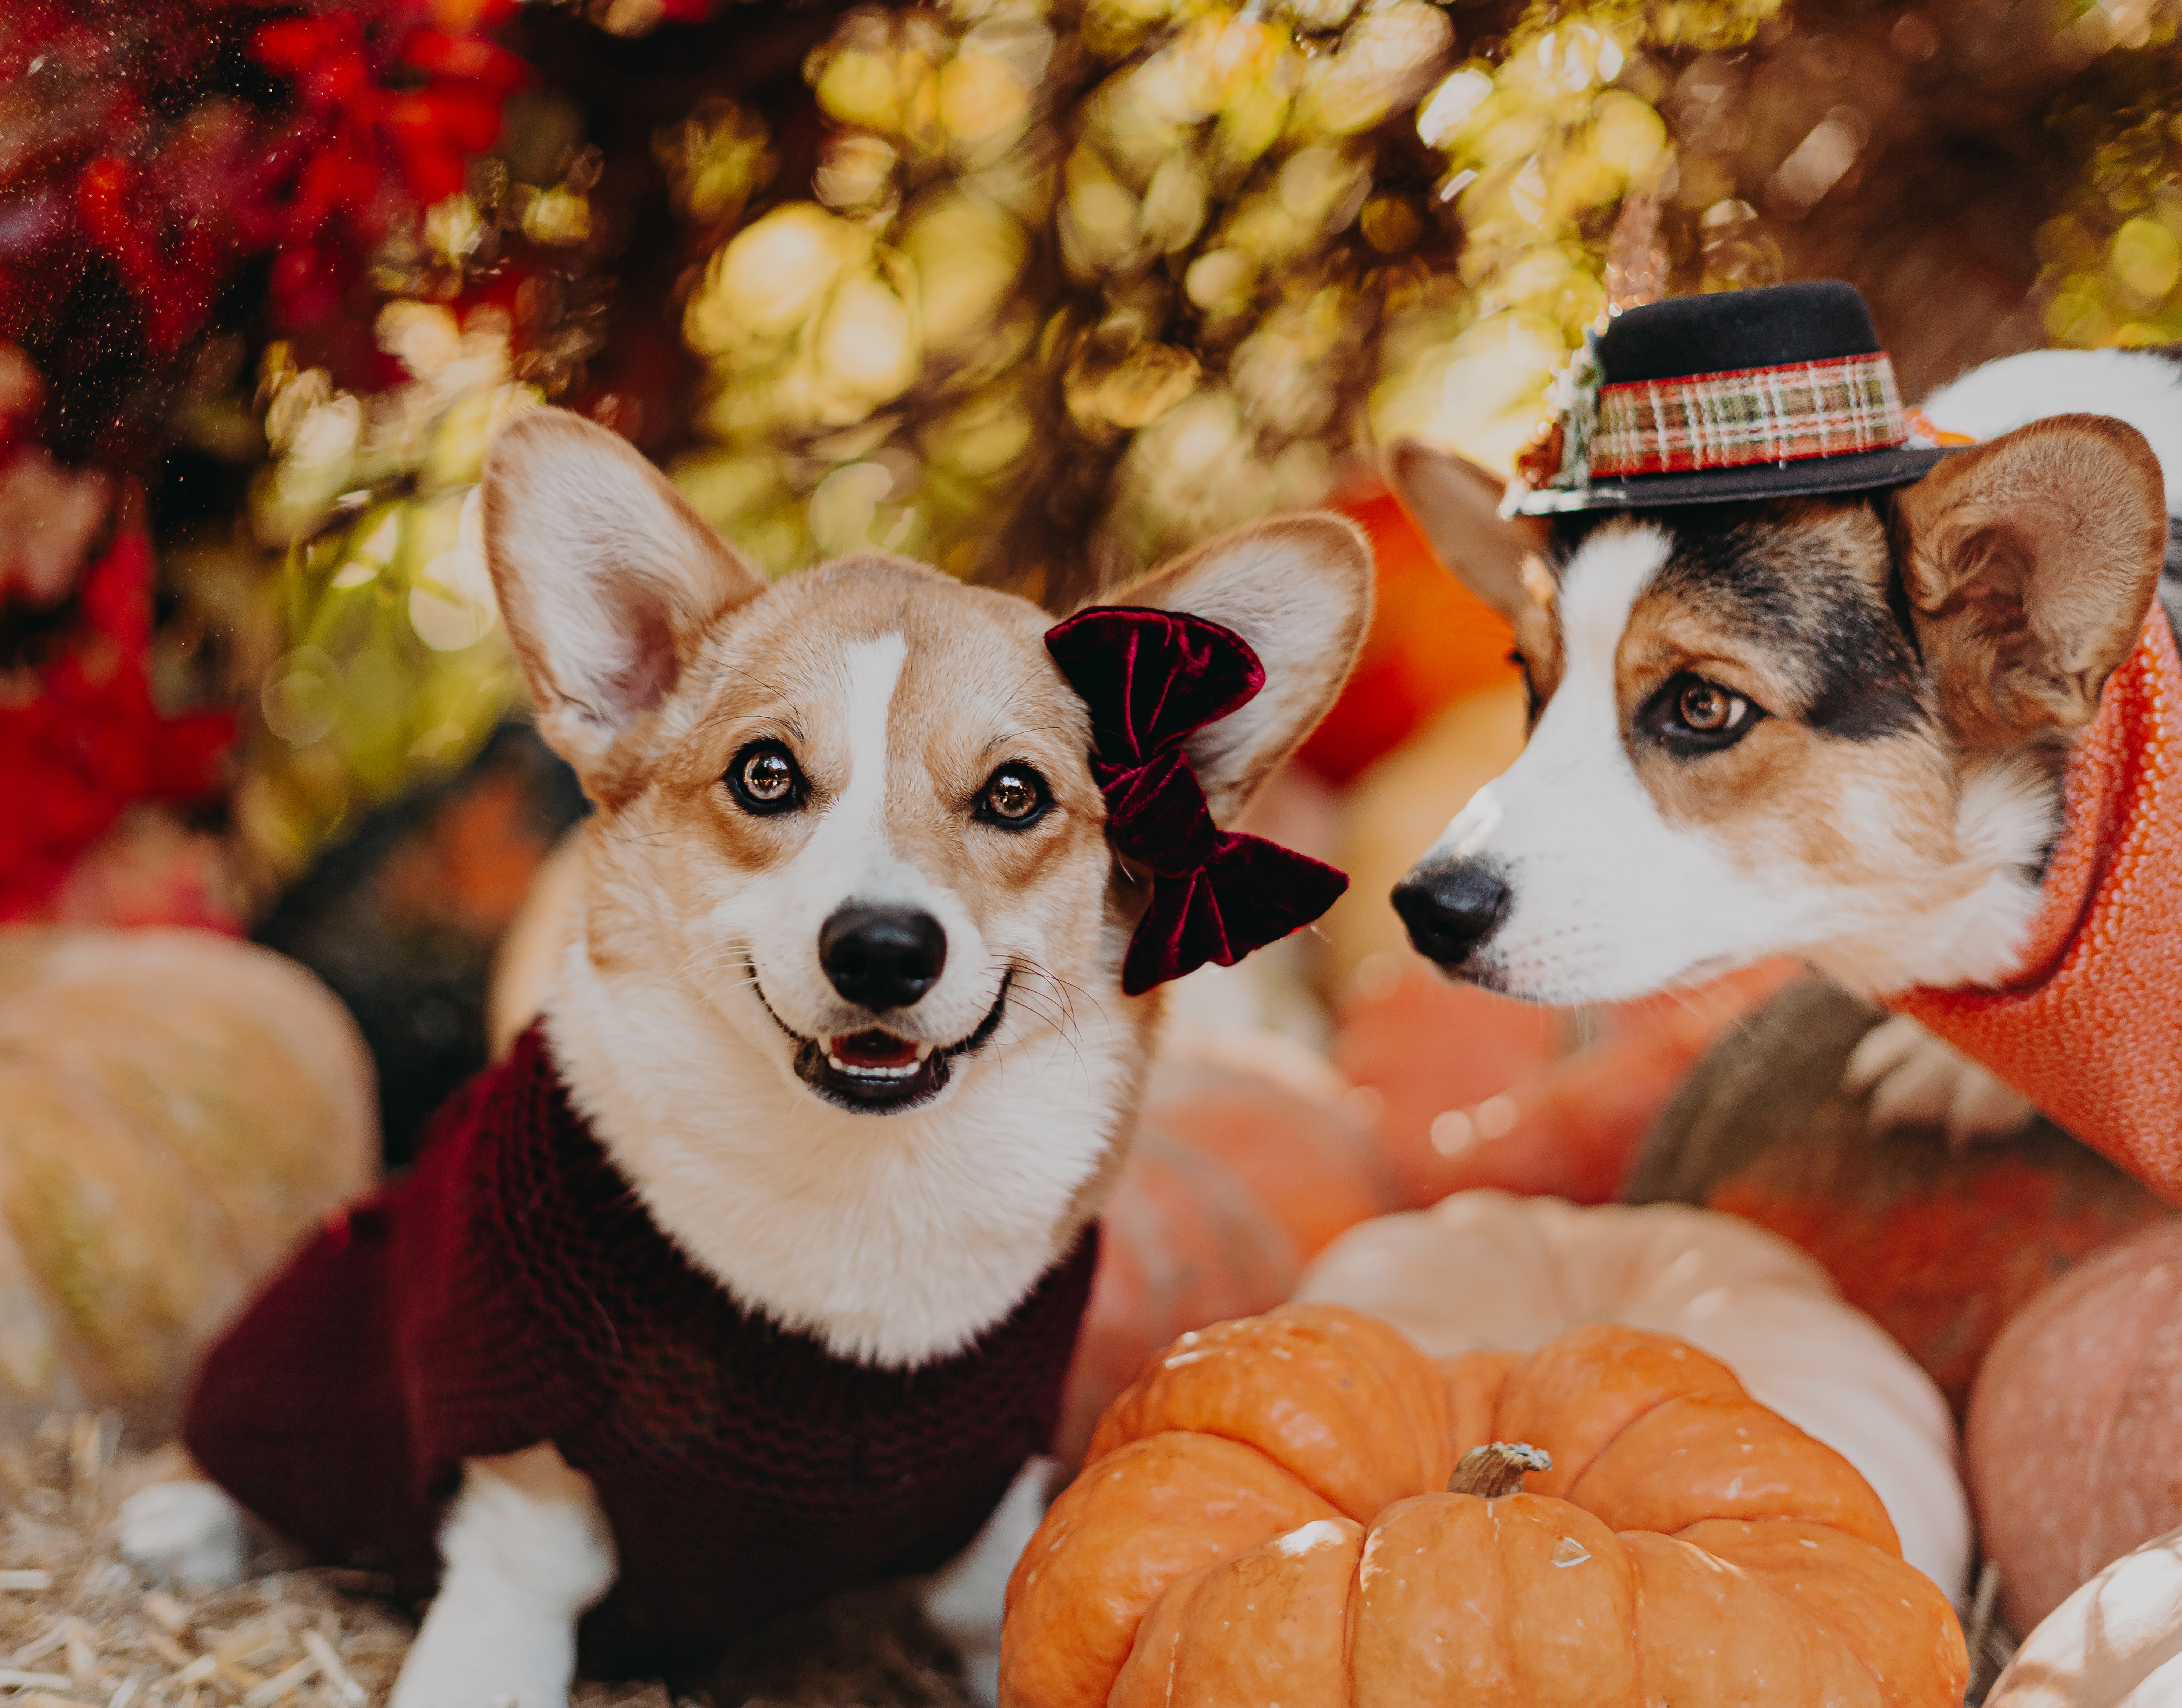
671;936;757;986
1027;962;1109;1037
1003;957;1084;1046
998;957;1097;1086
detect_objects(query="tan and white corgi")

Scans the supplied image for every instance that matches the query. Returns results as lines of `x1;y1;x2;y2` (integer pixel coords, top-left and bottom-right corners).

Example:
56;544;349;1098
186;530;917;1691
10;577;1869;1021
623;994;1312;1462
122;408;1370;1708
1387;342;2181;1143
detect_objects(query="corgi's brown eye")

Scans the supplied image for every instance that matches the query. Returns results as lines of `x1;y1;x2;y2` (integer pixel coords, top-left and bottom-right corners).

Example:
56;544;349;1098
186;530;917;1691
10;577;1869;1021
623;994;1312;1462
1641;672;1764;755
728;742;803;814
977;764;1049;829
1679;681;1742;732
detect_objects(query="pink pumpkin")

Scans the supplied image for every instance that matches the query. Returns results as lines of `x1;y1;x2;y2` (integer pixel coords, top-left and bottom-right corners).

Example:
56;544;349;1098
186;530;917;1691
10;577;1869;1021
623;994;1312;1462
1967;1220;2182;1635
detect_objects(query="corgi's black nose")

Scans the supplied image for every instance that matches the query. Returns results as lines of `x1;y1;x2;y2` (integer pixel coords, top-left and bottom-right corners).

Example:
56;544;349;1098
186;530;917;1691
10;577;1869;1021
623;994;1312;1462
820;906;947;1010
1391;860;1510;966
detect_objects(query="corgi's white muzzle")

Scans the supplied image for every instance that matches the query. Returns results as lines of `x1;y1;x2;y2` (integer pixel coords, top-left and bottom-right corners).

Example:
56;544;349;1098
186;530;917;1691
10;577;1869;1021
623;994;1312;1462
752;907;1015;1114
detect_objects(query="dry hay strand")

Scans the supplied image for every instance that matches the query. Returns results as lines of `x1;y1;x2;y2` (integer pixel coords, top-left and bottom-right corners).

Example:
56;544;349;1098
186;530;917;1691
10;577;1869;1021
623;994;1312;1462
0;1415;414;1708
0;1418;974;1708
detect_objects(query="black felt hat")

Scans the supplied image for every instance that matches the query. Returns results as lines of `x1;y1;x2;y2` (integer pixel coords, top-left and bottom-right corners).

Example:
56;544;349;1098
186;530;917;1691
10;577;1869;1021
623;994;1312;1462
1508;281;1966;515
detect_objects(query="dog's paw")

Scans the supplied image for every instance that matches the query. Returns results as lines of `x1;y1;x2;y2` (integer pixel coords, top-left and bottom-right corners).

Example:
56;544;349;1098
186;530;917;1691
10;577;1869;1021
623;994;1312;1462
116;1480;247;1589
1844;1015;2037;1148
391;1614;574;1708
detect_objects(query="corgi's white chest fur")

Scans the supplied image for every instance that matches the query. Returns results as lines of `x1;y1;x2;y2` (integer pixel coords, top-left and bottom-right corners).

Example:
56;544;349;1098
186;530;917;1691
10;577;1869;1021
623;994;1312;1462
533;622;1147;1368
541;932;1141;1368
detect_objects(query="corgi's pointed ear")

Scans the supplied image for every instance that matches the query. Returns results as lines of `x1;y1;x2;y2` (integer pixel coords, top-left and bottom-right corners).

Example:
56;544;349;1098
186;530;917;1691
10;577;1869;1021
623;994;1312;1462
1385;439;1549;621
1106;514;1372;821
1896;414;2166;749
482;408;766;793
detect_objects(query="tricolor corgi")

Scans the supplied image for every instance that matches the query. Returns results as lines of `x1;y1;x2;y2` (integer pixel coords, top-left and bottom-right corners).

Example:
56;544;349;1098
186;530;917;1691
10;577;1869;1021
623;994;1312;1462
1386;282;2178;1146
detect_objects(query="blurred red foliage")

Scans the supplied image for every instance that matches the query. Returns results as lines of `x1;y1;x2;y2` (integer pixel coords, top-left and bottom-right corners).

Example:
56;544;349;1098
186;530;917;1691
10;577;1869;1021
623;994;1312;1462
0;528;233;920
0;0;527;447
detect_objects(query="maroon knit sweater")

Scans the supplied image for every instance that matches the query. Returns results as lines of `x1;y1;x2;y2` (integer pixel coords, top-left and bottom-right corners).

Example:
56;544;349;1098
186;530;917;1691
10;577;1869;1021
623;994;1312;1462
182;1024;1098;1674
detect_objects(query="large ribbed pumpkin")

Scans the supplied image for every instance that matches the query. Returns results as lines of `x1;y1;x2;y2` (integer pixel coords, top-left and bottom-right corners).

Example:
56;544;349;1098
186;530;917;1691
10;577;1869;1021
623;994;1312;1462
0;927;376;1438
1294;1191;1971;1597
1001;1305;1966;1708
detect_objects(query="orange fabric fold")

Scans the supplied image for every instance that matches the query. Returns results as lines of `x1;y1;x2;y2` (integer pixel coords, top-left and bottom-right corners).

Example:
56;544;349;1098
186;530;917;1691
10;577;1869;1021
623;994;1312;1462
1893;611;2182;1201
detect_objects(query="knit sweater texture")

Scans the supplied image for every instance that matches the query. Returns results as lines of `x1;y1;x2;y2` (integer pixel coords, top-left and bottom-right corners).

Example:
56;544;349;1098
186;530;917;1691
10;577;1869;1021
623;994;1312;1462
1895;609;2182;1200
182;1023;1099;1672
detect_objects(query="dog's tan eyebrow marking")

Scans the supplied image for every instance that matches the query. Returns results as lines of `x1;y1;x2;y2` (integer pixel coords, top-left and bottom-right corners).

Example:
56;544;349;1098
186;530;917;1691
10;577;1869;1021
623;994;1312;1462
976;725;1076;760
990;657;1070;721
692;702;808;746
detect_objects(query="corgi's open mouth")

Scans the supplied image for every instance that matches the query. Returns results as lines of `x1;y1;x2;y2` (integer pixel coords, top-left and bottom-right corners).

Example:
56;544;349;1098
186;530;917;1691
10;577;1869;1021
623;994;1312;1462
755;969;1013;1113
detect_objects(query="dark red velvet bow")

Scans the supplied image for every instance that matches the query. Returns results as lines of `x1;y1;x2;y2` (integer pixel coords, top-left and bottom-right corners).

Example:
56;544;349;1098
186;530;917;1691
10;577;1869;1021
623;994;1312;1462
1045;607;1348;996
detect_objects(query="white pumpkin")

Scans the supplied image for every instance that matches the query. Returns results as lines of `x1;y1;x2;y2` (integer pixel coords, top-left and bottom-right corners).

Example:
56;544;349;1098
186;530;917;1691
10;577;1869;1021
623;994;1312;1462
1985;1524;2182;1706
1294;1189;1972;1599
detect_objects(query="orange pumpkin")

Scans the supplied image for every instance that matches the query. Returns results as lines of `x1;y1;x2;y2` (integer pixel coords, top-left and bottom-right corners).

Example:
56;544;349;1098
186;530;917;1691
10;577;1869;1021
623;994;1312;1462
1330;965;1562;1201
1004;1305;1966;1708
1131;1054;1393;1268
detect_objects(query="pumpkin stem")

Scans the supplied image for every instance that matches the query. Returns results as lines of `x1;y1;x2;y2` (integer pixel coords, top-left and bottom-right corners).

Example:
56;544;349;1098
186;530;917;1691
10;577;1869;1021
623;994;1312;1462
1449;1442;1552;1498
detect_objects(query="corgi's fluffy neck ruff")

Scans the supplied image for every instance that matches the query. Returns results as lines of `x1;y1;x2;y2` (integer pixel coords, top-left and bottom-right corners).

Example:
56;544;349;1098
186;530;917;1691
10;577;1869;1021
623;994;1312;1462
1771;722;2062;997
542;905;1146;1369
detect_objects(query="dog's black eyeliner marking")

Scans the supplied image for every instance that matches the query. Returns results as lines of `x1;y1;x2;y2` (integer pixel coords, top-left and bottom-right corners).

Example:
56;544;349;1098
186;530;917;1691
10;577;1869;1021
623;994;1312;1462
1647;503;1928;745
1507;648;1542;727
1637;672;1765;755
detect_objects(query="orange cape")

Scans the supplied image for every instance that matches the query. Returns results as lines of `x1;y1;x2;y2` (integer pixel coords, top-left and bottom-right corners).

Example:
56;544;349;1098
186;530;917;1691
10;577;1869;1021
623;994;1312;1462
1892;610;2182;1201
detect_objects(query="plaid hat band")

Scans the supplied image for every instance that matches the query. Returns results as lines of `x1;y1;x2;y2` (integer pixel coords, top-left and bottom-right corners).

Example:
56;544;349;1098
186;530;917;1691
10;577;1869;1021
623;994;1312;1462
1590;351;1908;478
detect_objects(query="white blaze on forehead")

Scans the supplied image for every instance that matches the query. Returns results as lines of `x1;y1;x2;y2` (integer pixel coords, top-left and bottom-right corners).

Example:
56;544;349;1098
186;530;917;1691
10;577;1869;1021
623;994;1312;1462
757;628;954;991
770;626;993;1030
813;631;908;859
1562;523;1667;682
1442;523;1668;864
